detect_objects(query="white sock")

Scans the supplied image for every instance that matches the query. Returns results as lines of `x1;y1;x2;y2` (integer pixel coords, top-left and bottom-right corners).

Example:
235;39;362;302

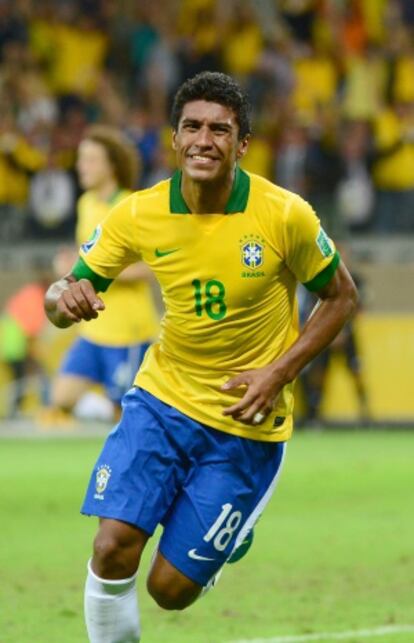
84;559;140;643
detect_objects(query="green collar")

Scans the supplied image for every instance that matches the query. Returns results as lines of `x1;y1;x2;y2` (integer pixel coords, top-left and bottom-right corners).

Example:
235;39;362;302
169;166;250;214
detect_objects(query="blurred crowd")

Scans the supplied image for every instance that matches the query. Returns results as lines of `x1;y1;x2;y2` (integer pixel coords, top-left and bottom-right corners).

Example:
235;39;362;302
1;0;414;243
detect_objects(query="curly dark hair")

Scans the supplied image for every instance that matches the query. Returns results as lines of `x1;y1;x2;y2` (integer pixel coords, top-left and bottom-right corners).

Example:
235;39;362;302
170;71;252;140
82;124;140;190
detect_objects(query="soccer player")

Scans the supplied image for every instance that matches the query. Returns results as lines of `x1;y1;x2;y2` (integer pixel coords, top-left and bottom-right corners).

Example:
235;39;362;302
50;125;159;421
45;72;358;642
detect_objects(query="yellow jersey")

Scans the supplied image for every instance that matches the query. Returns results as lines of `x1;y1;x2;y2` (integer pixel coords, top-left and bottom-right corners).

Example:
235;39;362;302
73;169;338;441
76;189;159;346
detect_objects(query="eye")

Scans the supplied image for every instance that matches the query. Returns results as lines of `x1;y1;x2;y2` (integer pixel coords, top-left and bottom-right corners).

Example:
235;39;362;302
212;126;231;136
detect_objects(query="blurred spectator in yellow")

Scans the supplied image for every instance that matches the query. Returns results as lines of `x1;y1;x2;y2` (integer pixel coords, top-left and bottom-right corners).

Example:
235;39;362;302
389;24;414;104
221;2;263;78
47;4;108;99
0;102;47;241
292;40;338;122
371;98;414;233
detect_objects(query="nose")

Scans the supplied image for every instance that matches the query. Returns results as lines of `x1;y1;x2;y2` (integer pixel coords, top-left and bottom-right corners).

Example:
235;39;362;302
195;125;213;147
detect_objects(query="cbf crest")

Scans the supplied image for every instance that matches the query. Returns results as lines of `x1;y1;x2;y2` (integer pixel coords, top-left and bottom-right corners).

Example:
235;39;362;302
94;464;112;500
81;224;102;254
240;235;265;278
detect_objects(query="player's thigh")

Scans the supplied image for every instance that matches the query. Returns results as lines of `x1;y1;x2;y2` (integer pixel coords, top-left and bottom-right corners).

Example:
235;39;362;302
81;388;189;537
55;337;101;406
52;373;93;408
147;550;202;609
158;441;286;587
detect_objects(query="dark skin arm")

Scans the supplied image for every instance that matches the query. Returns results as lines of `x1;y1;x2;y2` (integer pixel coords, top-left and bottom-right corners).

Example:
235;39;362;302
222;260;358;425
44;275;105;329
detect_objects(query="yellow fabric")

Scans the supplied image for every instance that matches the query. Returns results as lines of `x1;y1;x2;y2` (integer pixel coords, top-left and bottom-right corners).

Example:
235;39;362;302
0;137;46;205
49;24;107;97
373;110;414;189
29;18;56;65
178;0;216;34
360;0;387;43
222;24;263;76
240;137;273;180
0;155;29;204
293;56;337;117
393;56;414;103
79;172;336;442
76;190;159;346
342;55;386;119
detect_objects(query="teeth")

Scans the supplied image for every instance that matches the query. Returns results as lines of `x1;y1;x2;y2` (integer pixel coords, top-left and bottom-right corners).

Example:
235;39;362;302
192;155;212;161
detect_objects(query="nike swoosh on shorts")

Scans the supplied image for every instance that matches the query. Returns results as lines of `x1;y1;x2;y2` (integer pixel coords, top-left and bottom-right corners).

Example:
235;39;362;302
187;549;215;561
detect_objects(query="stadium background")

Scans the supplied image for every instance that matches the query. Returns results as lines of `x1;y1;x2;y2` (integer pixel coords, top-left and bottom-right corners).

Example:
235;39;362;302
0;2;413;643
0;0;413;422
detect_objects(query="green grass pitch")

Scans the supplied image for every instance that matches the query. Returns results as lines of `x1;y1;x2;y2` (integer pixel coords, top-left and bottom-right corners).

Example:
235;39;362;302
0;430;413;642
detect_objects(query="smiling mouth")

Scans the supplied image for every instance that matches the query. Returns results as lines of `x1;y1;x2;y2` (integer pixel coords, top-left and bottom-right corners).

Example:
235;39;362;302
189;154;218;163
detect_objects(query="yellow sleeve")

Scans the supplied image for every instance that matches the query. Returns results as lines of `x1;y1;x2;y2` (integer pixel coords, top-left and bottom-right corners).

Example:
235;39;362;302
283;194;339;291
72;194;142;291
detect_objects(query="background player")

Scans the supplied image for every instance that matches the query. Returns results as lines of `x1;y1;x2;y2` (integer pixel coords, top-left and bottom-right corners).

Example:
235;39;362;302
50;125;159;421
45;72;358;642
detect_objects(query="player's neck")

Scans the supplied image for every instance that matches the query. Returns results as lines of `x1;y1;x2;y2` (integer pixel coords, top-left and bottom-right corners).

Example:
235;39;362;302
181;172;234;214
94;180;120;203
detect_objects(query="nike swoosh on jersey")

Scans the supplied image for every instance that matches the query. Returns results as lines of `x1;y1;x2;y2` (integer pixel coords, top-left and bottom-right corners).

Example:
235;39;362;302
155;247;180;257
187;549;215;561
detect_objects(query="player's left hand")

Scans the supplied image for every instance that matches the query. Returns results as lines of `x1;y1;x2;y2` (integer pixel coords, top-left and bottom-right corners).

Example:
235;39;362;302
221;364;286;425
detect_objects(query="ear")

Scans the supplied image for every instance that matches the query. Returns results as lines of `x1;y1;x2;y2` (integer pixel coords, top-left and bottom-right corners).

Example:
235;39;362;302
172;131;177;151
236;136;250;160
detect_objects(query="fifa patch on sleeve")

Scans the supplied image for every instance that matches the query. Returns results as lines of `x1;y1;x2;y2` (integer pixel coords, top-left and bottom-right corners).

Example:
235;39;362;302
316;227;334;258
81;224;102;254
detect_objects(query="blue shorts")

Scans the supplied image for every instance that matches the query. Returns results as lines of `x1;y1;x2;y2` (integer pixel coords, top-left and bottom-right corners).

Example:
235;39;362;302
82;387;286;585
60;338;150;404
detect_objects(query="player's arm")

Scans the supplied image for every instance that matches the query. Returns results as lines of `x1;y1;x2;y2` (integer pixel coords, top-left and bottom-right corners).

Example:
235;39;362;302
222;260;357;424
45;194;141;328
270;259;358;381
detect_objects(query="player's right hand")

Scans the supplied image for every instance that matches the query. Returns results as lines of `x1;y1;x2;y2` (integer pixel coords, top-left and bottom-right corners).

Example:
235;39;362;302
44;277;105;328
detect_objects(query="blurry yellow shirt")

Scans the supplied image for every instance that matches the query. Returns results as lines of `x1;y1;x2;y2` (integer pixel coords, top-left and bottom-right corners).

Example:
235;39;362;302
393;56;414;103
373;110;414;189
75;170;338;442
240;137;273;180
50;24;107;97
342;55;387;119
222;24;263;76
293;56;337;117
76;190;159;346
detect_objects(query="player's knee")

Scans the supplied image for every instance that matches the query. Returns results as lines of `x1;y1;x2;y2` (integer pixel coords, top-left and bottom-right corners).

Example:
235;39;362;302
147;575;199;611
93;532;132;578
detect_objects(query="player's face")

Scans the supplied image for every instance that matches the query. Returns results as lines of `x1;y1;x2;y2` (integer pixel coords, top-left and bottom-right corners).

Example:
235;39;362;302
172;100;248;183
77;139;115;190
